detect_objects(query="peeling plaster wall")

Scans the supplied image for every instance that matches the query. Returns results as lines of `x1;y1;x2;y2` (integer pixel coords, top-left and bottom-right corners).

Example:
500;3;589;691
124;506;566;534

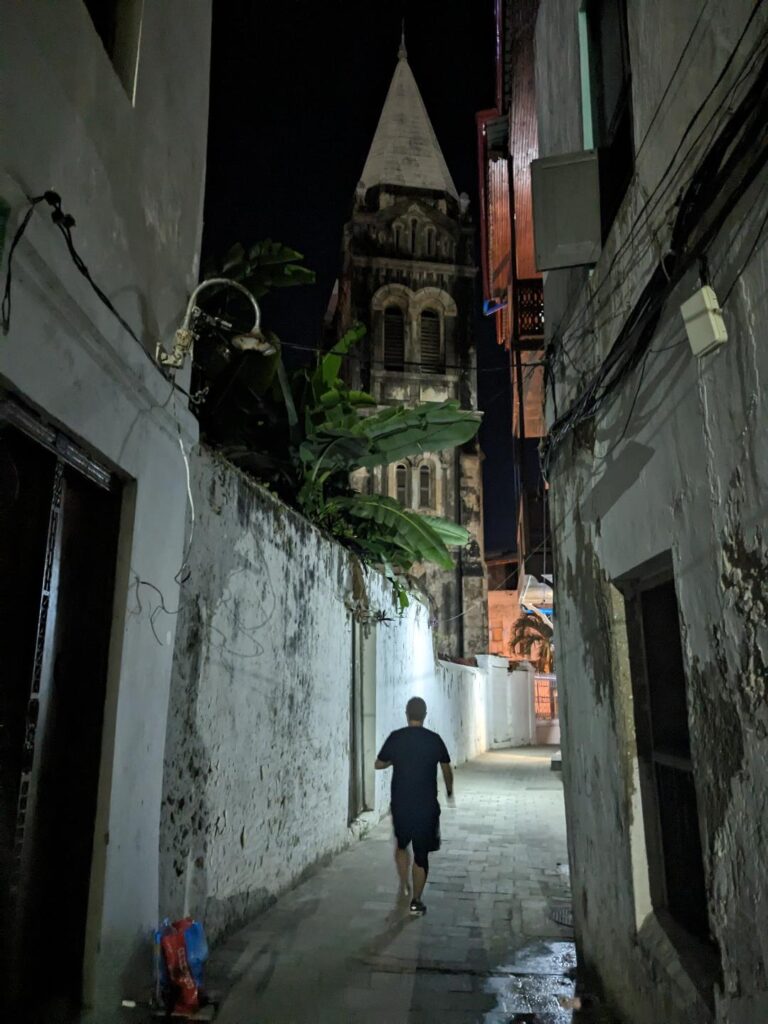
161;449;491;944
536;2;768;1022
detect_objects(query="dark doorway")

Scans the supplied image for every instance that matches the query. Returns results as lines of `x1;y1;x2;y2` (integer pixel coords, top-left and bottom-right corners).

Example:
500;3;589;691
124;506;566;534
0;401;122;1022
621;555;720;993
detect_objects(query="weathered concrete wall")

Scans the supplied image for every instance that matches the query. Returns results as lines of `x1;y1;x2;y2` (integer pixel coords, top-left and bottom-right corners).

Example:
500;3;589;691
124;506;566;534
536;2;768;1022
1;3;211;1018
161;449;491;944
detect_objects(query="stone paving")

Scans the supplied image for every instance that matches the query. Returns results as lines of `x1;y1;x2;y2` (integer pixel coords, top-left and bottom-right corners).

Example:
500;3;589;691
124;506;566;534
207;748;611;1024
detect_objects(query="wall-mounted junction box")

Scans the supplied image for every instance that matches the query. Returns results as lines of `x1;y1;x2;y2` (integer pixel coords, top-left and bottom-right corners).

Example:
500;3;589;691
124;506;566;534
680;285;728;357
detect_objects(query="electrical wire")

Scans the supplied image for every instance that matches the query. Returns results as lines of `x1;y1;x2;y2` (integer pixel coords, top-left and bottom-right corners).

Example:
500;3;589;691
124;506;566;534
564;18;768;345
1;194;47;334
0;190;204;409
551;13;768;365
631;0;713;164
542;38;768;472
721;202;768;304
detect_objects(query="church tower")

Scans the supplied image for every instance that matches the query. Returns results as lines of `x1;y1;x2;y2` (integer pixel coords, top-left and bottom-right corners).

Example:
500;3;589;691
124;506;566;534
331;35;487;657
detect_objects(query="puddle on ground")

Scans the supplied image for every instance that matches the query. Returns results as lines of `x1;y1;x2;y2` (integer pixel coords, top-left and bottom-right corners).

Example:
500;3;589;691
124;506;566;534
481;941;618;1023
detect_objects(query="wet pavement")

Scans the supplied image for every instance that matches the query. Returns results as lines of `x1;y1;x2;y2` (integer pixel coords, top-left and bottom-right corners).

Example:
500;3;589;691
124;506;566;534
206;748;617;1023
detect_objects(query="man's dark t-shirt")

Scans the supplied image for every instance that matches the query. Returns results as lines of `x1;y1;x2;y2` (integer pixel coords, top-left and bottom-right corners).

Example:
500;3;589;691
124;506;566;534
377;726;451;823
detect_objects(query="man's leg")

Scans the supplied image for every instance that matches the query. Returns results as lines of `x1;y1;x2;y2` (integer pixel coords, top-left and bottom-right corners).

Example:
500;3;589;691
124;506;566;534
394;842;411;895
411;840;429;904
412;860;428;901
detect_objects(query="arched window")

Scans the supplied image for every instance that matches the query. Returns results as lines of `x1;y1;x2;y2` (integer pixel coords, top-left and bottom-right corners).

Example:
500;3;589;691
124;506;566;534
393;224;401;250
410;219;418;254
395;463;409;505
426;228;436;257
419;464;434;509
383;306;405;370
420;310;442;372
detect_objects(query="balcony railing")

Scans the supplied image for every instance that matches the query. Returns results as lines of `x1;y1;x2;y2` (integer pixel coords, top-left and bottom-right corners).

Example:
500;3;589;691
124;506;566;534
515;278;545;341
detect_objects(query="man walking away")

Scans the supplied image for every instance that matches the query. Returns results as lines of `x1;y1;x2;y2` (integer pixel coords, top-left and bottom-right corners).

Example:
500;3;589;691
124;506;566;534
375;697;454;915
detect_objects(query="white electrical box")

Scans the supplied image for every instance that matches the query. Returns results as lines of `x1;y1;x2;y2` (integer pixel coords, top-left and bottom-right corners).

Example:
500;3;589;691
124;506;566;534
531;150;602;270
680;285;728;357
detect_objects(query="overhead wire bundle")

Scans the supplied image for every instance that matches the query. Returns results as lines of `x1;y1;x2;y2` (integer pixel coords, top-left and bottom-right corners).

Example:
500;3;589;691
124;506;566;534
541;5;768;476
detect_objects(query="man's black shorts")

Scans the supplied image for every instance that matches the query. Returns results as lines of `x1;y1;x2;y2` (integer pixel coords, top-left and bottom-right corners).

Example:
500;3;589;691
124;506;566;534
392;805;441;855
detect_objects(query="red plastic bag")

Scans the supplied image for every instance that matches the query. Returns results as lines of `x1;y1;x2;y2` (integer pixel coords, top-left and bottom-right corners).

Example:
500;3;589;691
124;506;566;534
160;917;199;1013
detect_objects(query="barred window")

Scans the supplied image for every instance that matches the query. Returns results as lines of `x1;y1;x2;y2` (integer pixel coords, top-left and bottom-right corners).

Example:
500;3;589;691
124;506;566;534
420;310;442;372
383;306;405;370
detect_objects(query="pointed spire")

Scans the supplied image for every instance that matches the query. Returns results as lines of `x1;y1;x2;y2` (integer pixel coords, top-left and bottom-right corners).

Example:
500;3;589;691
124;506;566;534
398;20;407;60
358;41;458;200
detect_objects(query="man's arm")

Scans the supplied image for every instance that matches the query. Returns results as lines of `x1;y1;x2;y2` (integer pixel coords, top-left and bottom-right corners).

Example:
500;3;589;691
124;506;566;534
375;734;394;770
440;761;454;797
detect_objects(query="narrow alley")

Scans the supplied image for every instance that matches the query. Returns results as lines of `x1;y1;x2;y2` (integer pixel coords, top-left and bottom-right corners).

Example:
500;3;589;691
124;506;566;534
5;4;768;1023
207;749;593;1024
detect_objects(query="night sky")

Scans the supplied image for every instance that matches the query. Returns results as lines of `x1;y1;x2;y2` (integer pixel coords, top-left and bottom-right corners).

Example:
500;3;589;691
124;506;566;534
202;0;516;554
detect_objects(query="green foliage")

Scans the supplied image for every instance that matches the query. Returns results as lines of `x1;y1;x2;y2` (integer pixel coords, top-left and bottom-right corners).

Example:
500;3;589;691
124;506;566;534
195;240;481;598
205;239;316;298
325;496;469;572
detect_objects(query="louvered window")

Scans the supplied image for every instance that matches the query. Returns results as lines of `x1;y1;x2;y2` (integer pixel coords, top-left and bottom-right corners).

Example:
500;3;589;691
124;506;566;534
395;464;408;505
419;464;434;508
420;310;442;372
383;307;405;370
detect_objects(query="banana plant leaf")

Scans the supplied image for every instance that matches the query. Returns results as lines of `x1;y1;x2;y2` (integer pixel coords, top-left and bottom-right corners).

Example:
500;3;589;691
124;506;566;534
417;516;470;547
309;322;367;398
301;400;481;473
205;240;316;298
326;495;460;570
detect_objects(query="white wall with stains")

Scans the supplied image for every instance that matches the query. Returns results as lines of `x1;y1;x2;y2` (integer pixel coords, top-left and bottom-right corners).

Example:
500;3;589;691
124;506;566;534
160;448;492;945
535;2;768;1022
1;3;211;1019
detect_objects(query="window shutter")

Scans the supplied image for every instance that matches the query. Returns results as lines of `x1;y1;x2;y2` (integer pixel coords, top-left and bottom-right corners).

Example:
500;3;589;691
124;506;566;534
420;311;442;372
384;307;405;370
395;464;408;505
419;464;433;508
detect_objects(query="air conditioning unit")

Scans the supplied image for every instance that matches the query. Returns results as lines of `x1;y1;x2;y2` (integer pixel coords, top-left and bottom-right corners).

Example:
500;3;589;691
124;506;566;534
531;150;601;271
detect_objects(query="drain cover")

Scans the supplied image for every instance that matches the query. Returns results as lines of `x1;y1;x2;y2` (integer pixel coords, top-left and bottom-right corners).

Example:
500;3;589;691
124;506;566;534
549;905;574;928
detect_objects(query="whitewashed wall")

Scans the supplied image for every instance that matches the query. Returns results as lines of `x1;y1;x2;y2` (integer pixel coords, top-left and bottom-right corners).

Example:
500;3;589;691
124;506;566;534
161;449;492;944
536;2;768;1022
1;4;211;1018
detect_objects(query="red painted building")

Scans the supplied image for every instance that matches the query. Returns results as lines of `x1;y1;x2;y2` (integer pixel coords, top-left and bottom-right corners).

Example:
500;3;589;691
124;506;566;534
477;0;554;714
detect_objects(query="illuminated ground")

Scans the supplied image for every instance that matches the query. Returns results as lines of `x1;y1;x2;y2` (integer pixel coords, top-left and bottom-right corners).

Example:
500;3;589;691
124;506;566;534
208;749;614;1023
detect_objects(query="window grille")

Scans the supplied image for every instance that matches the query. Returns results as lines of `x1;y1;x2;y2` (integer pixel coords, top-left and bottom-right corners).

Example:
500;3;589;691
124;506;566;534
383;307;405;370
420;310;442;372
534;677;559;720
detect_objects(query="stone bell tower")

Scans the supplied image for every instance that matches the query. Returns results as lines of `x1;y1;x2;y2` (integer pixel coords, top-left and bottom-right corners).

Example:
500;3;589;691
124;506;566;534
329;33;487;657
